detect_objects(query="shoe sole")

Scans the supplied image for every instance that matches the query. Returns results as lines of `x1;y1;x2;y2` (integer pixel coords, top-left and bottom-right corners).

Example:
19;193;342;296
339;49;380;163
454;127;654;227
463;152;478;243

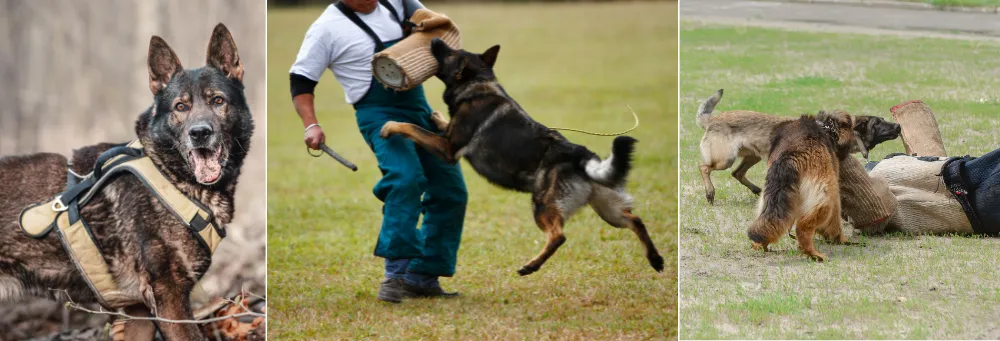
377;294;403;304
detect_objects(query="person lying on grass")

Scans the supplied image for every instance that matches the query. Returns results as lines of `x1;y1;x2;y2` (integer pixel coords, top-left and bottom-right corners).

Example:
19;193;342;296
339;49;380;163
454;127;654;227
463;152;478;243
840;100;998;236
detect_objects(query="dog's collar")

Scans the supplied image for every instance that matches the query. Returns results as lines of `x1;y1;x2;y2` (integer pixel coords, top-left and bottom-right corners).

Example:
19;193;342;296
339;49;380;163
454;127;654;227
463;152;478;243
16;140;225;308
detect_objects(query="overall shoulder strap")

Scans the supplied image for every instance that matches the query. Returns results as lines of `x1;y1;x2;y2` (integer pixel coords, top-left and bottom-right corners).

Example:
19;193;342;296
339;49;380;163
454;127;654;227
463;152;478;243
380;0;416;34
336;1;385;51
378;0;402;22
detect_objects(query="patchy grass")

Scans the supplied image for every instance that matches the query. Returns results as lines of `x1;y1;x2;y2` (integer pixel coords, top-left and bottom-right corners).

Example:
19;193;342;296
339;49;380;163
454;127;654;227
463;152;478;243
902;0;1000;7
268;3;678;340
680;22;1000;339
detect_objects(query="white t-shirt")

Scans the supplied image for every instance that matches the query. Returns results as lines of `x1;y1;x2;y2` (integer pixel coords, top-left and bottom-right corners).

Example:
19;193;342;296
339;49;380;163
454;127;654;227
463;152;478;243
290;1;412;104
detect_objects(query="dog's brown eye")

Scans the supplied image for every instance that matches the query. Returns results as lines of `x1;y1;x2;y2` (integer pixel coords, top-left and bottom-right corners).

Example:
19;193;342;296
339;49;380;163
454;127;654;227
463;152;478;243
213;96;225;105
174;103;188;111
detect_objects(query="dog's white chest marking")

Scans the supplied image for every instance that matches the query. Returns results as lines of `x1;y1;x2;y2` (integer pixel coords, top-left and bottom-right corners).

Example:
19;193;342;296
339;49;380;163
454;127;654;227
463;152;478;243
0;276;26;302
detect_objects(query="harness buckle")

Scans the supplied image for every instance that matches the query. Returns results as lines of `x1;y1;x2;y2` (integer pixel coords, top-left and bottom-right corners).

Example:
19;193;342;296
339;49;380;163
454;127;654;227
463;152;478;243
52;196;69;212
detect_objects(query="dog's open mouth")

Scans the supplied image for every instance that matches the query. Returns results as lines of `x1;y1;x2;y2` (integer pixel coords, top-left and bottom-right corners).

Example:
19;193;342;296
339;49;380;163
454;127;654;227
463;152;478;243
189;147;224;184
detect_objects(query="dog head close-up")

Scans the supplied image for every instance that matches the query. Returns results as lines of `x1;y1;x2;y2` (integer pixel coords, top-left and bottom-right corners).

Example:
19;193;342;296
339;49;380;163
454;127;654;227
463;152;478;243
430;38;501;87
138;23;254;187
816;110;867;158
853;115;901;153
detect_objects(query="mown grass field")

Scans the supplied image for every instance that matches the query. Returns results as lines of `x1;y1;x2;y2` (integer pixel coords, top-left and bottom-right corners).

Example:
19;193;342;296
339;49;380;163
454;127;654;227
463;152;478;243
903;0;1000;7
268;2;677;339
679;22;1000;339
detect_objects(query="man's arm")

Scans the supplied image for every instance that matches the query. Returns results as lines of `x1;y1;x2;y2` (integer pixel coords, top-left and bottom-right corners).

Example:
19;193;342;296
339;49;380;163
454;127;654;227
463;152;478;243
403;0;424;18
291;74;324;150
290;23;336;150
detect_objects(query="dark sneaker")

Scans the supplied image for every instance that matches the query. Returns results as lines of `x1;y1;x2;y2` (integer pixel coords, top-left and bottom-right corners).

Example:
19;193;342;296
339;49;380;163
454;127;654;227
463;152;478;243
377;278;406;303
402;282;460;298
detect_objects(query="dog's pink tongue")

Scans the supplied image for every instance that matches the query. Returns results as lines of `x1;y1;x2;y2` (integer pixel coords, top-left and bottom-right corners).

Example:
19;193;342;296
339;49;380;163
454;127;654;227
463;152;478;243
191;149;222;184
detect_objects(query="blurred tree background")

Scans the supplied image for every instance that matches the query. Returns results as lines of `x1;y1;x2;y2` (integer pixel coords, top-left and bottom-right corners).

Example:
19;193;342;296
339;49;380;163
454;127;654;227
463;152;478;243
0;0;266;339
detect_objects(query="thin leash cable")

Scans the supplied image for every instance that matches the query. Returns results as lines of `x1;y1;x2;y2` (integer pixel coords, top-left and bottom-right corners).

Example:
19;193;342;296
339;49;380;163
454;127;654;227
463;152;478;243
549;105;639;136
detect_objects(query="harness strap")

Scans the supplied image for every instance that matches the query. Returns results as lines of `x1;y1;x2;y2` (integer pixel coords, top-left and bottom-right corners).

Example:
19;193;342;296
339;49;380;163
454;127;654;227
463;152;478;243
17;141;225;308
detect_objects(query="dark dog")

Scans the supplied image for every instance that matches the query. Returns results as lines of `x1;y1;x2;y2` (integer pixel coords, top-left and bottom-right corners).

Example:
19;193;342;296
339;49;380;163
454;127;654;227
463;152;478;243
695;89;901;204
0;24;252;340
747;111;860;261
379;38;663;276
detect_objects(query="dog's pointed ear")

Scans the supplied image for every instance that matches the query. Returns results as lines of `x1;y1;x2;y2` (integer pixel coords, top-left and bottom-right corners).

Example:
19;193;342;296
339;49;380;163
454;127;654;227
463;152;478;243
148;36;183;95
206;23;244;83
452;58;469;81
481;45;500;68
431;38;452;60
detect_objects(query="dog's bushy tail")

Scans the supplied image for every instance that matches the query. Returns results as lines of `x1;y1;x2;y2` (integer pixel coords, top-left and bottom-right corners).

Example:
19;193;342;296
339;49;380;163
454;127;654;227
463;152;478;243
584;136;637;188
695;89;724;130
747;155;799;245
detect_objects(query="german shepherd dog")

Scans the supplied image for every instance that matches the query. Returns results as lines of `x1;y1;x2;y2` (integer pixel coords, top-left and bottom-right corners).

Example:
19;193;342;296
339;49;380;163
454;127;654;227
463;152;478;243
747;111;860;261
379;38;664;276
695;89;901;204
0;24;251;340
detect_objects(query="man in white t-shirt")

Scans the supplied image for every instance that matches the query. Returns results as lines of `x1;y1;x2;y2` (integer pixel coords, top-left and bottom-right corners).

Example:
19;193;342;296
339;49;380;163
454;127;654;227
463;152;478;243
289;0;467;304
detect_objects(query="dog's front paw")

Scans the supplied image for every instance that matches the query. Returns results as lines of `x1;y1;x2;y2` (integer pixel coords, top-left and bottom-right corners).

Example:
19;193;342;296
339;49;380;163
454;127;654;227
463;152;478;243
751;242;769;252
379;122;399;139
517;265;539;276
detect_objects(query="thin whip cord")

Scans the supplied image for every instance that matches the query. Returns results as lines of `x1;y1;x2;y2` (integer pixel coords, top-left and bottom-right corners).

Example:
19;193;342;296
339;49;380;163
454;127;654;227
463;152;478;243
549;105;639;136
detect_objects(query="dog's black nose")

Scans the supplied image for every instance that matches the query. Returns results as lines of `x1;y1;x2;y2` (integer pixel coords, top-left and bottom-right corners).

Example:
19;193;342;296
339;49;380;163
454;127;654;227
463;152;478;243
189;125;214;143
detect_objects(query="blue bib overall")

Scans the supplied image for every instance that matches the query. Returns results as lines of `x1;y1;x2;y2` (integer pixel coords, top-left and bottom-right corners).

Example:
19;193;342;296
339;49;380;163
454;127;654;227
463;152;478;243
342;3;467;279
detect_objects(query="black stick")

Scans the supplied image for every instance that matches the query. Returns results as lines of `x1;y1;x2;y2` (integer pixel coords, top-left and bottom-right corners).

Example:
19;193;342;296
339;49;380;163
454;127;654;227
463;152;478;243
320;144;358;171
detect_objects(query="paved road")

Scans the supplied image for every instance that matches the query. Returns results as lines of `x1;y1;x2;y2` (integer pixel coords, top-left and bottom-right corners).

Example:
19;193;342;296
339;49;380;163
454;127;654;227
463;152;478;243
682;0;1000;38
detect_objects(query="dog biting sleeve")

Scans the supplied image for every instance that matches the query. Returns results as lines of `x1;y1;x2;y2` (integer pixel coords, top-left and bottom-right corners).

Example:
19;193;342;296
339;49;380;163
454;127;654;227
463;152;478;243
371;8;461;91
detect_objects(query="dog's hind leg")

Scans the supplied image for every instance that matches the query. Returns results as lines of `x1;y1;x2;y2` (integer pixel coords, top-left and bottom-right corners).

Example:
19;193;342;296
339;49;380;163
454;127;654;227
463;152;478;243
589;186;664;272
622;210;665;272
519;166;588;276
380;121;455;163
700;138;737;205
732;155;762;195
818;191;848;245
700;157;736;205
518;204;566;276
700;164;718;204
795;203;836;262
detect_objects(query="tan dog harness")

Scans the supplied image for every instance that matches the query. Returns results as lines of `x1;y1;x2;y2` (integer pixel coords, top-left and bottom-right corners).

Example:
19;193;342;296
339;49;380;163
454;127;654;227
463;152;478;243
16;140;224;308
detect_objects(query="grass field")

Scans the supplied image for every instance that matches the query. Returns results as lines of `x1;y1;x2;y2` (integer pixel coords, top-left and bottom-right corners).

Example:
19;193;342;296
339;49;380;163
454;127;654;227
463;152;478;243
679;22;1000;339
902;0;1000;7
268;3;677;340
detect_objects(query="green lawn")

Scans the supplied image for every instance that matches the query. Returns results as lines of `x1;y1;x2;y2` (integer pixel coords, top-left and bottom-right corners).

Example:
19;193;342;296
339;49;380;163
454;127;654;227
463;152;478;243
903;0;1000;7
679;22;1000;339
268;3;678;340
